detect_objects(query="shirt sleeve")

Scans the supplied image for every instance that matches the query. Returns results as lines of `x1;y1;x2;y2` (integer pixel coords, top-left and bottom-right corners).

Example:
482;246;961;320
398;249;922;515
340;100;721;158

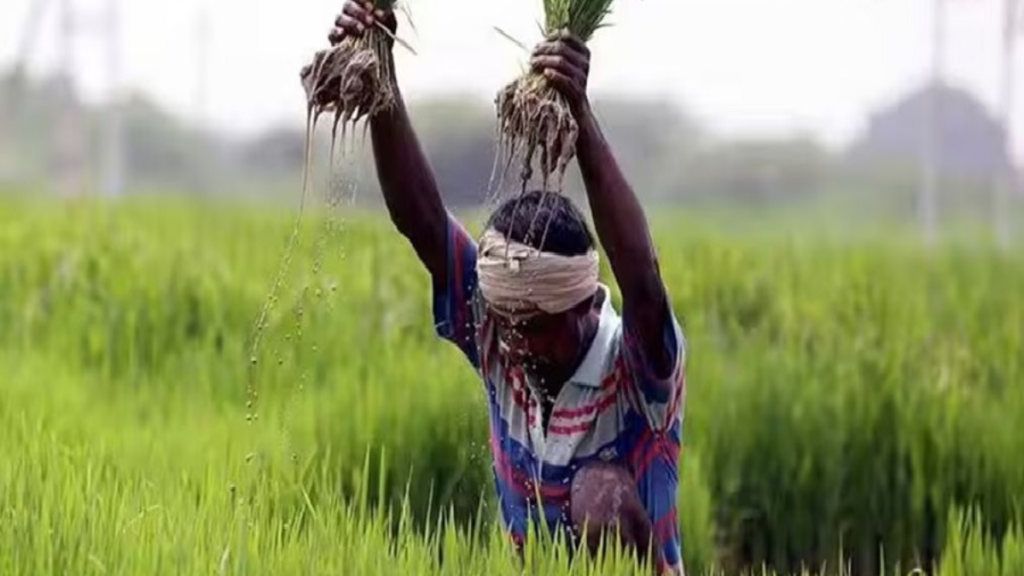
621;298;687;432
431;214;482;370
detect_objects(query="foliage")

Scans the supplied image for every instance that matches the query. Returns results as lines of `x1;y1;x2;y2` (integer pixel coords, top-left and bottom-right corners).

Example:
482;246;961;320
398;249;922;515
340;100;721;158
1;197;1022;575
544;0;617;41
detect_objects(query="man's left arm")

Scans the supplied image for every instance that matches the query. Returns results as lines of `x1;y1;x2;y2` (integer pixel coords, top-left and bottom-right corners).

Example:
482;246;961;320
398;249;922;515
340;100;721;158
575;105;684;399
532;33;685;408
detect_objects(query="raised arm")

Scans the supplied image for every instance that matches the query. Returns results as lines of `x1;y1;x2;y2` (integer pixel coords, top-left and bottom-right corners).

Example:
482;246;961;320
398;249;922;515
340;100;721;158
531;33;679;386
322;2;482;367
325;1;449;286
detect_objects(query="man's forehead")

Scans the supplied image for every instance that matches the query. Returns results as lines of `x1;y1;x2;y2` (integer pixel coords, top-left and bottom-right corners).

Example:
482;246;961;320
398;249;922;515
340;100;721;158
489;305;547;327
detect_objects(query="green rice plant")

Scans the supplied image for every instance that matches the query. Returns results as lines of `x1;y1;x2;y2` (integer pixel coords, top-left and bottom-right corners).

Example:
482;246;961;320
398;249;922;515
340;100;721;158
544;0;617;41
1;195;1023;575
937;506;1024;576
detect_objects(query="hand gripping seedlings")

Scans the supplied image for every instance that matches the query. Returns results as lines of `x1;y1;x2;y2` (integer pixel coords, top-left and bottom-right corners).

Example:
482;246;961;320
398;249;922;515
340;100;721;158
495;0;617;193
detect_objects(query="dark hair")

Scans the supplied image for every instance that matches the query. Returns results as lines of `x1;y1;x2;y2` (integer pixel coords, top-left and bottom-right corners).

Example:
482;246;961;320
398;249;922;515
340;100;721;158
484;190;596;257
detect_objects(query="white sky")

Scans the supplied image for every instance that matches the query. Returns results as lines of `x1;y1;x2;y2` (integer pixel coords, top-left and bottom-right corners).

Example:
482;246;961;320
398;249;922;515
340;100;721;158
0;0;1016;150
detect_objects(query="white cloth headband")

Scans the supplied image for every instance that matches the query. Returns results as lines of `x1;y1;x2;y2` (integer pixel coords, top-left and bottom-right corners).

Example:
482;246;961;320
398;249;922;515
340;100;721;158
475;228;599;317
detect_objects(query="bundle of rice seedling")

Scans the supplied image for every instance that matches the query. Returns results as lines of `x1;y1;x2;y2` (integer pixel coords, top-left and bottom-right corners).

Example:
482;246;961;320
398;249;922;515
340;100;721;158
300;0;414;140
495;0;617;193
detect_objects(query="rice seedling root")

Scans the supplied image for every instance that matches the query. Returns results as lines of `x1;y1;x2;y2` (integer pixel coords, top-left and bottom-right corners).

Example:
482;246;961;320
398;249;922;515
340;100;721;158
496;70;578;195
301;29;397;138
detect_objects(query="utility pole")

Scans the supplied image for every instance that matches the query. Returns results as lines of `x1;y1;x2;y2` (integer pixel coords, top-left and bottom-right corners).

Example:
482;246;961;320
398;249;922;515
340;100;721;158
994;0;1020;249
193;0;213;193
195;2;211;129
55;0;83;198
102;0;125;198
921;0;945;247
50;0;125;198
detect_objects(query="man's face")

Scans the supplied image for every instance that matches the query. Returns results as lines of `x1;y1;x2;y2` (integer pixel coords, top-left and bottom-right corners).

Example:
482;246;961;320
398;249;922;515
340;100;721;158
489;305;587;382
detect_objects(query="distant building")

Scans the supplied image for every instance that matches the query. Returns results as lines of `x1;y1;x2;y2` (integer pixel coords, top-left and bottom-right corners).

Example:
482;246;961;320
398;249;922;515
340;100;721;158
846;81;1013;183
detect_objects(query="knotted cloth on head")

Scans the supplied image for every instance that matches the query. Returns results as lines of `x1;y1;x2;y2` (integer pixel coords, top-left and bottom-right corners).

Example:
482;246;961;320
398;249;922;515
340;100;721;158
476;228;600;317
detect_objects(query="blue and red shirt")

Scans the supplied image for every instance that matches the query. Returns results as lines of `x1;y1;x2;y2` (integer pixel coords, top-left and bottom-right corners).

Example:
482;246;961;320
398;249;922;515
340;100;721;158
432;216;688;575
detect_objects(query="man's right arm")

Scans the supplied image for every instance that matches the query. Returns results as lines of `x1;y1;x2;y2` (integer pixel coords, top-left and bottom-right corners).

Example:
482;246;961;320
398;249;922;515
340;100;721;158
367;91;449;288
326;2;481;365
369;98;484;368
327;1;448;286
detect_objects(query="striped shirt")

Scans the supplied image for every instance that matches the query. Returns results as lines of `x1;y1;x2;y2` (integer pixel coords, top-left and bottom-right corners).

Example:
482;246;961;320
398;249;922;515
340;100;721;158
432;216;688;575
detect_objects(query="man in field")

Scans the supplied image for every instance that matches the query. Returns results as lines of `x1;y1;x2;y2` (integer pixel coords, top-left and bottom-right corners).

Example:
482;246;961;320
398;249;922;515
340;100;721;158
320;3;687;574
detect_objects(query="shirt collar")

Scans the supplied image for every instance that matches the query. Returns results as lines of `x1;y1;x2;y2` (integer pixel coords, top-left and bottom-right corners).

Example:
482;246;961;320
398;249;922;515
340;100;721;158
568;284;620;389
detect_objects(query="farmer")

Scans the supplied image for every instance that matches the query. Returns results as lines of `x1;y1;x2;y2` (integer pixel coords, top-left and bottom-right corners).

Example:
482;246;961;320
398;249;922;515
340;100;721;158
322;2;687;574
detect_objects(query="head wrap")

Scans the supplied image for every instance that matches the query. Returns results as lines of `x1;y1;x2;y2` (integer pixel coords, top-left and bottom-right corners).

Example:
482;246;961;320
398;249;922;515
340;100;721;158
475;228;600;318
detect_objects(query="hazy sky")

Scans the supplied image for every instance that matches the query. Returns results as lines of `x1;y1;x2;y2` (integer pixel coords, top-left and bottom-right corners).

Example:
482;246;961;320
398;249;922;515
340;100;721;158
0;0;1014;149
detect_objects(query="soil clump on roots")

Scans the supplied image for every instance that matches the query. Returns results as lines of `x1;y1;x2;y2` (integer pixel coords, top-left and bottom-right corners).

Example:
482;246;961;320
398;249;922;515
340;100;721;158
492;0;618;199
300;27;397;141
495;65;578;195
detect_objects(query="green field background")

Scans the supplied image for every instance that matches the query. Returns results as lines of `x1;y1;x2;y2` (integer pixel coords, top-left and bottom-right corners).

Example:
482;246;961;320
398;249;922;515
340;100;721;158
2;195;1023;576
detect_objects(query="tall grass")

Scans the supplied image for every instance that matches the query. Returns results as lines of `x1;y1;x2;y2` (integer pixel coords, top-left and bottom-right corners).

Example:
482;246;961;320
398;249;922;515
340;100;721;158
1;196;1021;575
